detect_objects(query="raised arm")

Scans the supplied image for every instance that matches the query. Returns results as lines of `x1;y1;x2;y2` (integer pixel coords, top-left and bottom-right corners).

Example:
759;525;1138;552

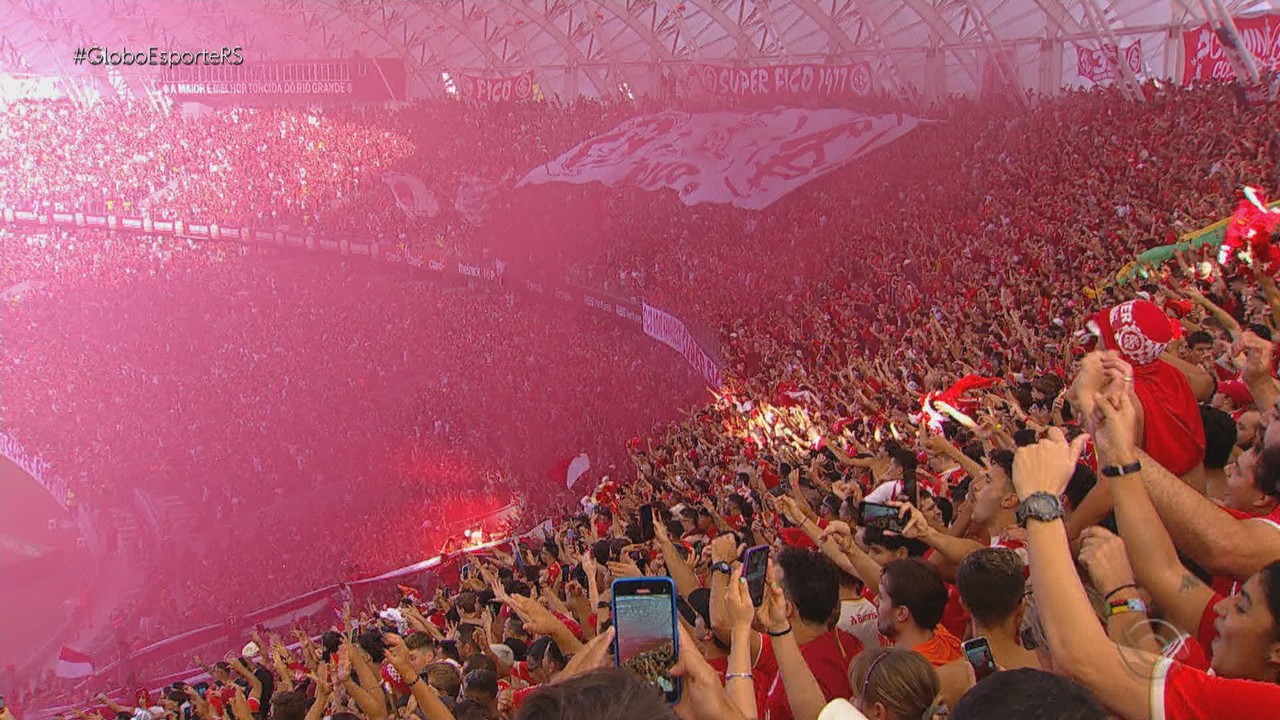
1013;429;1158;720
757;568;829;720
653;517;701;599
1092;390;1217;634
1127;446;1280;580
385;636;455;720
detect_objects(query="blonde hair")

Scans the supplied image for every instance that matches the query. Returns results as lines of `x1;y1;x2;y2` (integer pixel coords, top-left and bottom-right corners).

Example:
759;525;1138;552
849;647;940;720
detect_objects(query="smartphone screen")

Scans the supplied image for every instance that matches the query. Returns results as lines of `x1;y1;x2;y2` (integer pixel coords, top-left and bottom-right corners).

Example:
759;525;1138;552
859;502;905;534
963;637;998;683
743;545;770;607
640;505;656;542
902;473;918;506
612;577;681;703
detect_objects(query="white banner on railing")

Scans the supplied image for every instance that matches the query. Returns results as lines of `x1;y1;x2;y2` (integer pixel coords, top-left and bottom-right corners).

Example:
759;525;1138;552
0;430;70;509
642;303;723;388
519;108;919;210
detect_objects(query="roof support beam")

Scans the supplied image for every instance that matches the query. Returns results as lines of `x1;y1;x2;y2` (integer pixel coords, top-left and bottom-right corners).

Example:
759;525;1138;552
506;1;612;97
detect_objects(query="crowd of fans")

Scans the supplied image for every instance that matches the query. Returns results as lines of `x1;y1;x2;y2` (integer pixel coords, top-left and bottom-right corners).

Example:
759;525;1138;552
0;226;705;685
2;73;1280;720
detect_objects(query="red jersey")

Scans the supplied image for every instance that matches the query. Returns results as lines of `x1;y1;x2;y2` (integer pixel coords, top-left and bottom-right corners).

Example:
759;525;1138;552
1209;505;1280;596
764;630;863;720
1152;656;1280;719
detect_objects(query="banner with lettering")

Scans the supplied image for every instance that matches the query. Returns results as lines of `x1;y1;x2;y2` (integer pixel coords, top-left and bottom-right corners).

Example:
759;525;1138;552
518;108;919;210
0;431;71;509
459;71;534;104
1182;13;1280;85
642;303;723;388
1076;41;1143;84
688;63;875;99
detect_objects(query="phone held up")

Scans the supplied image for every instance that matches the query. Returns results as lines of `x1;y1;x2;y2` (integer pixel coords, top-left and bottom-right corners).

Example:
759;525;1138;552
962;637;998;683
859;501;906;534
611;576;681;703
639;504;656;542
742;545;770;607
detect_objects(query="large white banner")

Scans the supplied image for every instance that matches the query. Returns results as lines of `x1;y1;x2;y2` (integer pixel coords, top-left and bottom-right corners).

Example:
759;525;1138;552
518;108;919;210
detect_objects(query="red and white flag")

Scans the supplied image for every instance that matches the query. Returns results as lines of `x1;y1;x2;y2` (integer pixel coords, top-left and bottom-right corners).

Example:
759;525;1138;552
55;646;94;678
547;453;591;489
519;108;919;210
383;173;440;218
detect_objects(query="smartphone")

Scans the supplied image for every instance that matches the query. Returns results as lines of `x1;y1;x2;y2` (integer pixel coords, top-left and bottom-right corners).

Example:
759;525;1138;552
860;502;905;534
902;473;919;506
611;577;681;703
962;637;998;683
639;505;656;542
742;545;770;607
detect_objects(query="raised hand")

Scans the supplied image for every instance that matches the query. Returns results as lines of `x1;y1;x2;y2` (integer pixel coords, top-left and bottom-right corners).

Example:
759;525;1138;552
1078;526;1137;595
1011;427;1091;500
754;563;790;635
724;564;757;626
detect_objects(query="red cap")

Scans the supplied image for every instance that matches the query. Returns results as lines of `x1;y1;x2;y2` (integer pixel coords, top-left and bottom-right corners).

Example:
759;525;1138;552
1218;380;1254;409
779;527;816;550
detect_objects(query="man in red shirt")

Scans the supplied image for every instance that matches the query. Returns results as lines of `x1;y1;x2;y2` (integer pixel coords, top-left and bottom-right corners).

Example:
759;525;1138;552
1015;424;1280;720
1089;351;1279;584
711;548;862;720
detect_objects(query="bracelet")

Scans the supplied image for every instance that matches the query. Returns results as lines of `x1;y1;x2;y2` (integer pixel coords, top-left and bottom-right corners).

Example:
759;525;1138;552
1106;598;1148;618
724;672;754;681
1103;583;1140;601
1101;460;1142;478
765;625;793;637
405;675;422;688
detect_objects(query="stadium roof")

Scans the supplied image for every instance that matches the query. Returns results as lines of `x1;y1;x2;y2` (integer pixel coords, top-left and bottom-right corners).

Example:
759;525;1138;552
1;0;1277;100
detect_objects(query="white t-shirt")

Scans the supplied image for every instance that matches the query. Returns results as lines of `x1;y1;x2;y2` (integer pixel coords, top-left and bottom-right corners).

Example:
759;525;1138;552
836;597;880;651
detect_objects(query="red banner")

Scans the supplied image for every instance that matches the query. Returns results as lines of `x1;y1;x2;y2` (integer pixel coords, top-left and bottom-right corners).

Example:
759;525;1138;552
688;63;875;99
458;72;534;104
1182;13;1280;85
1076;41;1143;84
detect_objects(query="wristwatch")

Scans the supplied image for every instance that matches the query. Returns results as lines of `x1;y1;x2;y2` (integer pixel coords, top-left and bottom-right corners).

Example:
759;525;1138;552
1016;492;1065;527
710;561;733;575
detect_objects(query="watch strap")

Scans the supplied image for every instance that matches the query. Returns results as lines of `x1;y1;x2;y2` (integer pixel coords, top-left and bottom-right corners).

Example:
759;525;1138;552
1100;460;1142;478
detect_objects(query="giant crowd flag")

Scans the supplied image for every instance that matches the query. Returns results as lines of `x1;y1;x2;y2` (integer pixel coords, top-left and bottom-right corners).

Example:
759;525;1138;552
518;108;919;210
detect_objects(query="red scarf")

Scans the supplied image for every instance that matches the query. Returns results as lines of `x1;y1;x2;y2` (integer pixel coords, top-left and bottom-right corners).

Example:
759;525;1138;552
1092;300;1205;475
1132;359;1205;476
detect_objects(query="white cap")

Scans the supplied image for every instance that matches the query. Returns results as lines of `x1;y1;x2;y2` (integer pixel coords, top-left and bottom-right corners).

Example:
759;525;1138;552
241;641;260;659
817;699;869;720
488;644;515;667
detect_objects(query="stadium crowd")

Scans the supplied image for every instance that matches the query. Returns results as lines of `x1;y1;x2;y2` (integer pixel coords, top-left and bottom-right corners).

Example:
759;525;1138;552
1;74;1280;720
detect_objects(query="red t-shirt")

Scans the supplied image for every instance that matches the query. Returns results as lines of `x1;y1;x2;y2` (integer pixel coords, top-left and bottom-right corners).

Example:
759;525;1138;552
1195;593;1224;663
938;582;972;641
1209;505;1280;596
511;684;540;711
764;630;863;720
708;640;773;714
1153;656;1280;719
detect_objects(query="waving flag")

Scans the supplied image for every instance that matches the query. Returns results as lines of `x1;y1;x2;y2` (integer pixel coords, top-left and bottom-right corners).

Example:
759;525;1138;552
56;646;94;678
519;108;919;210
383;172;440;218
548;453;591;489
